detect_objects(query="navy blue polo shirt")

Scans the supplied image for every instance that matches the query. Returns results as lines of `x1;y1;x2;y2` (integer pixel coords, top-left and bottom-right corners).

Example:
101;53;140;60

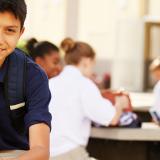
0;51;52;150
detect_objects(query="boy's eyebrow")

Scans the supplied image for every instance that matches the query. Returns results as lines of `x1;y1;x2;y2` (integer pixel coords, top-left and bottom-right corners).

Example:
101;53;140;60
6;26;19;28
0;25;19;28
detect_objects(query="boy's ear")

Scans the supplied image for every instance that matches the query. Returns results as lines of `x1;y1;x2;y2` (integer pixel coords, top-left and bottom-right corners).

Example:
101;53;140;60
81;58;90;67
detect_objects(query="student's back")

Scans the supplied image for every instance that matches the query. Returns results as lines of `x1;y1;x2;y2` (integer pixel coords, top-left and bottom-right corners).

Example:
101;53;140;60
49;65;115;157
49;38;128;160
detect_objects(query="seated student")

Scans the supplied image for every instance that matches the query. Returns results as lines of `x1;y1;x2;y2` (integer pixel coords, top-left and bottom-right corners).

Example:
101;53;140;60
26;38;62;79
149;57;160;123
49;38;129;160
0;0;51;159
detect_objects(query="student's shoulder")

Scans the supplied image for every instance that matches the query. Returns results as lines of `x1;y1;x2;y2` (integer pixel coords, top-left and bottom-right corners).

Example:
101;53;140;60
14;48;48;81
49;74;60;88
80;76;98;91
26;56;48;82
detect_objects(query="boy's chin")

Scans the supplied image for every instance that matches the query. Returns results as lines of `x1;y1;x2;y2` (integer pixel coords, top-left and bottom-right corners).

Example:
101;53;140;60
0;50;12;58
0;49;7;56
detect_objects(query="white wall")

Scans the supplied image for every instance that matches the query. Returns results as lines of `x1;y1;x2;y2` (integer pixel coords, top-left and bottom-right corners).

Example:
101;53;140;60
22;0;160;91
148;0;160;17
147;0;160;59
22;0;67;44
77;0;145;91
112;19;144;91
78;0;116;60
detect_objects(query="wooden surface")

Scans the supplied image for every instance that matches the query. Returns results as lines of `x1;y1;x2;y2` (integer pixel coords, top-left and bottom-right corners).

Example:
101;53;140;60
91;123;160;141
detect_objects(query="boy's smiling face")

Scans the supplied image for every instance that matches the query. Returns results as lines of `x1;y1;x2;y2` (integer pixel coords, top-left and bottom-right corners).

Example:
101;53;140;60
0;11;24;58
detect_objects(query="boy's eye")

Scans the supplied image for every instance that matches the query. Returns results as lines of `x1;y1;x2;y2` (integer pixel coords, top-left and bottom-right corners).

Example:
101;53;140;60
8;29;15;32
6;28;16;33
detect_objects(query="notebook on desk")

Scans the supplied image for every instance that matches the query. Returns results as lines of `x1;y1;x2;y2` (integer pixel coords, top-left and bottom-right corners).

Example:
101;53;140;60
142;122;160;129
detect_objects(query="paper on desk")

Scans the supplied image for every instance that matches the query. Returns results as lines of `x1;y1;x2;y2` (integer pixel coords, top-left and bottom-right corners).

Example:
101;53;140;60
142;122;160;129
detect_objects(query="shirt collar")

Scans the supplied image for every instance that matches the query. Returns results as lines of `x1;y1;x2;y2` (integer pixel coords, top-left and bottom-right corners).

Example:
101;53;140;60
63;65;82;77
0;58;8;83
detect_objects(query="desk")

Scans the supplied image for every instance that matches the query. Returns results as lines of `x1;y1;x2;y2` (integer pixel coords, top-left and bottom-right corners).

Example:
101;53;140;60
88;123;160;160
88;93;157;160
91;123;160;141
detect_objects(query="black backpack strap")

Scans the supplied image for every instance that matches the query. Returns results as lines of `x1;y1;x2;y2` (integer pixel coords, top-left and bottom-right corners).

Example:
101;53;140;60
4;48;27;134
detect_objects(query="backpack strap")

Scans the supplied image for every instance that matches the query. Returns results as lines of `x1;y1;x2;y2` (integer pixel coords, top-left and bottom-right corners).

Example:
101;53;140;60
4;48;27;134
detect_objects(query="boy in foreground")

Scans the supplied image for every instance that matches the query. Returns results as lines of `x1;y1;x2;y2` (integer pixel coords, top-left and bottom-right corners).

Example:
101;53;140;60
0;0;51;159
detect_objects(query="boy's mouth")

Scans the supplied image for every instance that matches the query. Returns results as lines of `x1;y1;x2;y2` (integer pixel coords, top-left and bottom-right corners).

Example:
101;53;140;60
0;48;6;52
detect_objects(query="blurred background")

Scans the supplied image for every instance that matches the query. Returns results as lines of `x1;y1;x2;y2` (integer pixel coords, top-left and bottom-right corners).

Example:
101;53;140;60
17;1;160;160
21;0;160;92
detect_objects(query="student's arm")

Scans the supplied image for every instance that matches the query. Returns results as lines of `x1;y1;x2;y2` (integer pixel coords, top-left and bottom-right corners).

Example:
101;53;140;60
81;79;129;126
152;82;160;110
3;123;50;160
110;96;129;125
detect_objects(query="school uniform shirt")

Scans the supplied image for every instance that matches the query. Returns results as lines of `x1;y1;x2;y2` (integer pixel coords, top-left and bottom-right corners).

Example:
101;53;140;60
150;80;160;116
49;65;116;156
0;50;52;150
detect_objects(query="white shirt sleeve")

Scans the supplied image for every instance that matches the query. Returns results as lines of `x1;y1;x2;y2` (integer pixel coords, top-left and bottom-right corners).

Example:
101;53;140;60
152;81;160;111
81;78;116;126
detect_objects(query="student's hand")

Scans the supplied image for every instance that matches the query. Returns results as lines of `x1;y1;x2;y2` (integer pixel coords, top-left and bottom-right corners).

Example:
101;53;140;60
110;96;129;126
115;95;129;111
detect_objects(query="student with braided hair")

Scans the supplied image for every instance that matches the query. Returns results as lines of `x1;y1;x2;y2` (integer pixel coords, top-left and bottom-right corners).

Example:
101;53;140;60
26;38;62;79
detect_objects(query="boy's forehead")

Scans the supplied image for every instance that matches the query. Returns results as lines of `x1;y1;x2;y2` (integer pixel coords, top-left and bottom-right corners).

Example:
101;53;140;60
0;11;21;28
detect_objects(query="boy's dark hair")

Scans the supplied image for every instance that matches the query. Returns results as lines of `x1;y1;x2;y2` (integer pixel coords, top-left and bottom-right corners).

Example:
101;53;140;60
26;38;59;60
0;0;27;28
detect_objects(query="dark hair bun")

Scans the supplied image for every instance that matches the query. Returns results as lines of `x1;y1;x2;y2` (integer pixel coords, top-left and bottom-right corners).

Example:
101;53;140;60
61;38;76;53
26;38;38;54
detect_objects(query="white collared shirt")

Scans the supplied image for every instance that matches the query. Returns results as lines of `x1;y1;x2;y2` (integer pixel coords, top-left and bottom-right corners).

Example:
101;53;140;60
151;81;160;113
49;65;115;156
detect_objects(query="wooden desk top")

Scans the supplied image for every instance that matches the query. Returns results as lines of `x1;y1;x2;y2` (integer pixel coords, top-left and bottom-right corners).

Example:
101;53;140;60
91;123;160;141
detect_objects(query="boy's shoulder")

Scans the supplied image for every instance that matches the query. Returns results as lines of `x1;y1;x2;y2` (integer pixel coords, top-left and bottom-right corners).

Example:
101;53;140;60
13;48;48;81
